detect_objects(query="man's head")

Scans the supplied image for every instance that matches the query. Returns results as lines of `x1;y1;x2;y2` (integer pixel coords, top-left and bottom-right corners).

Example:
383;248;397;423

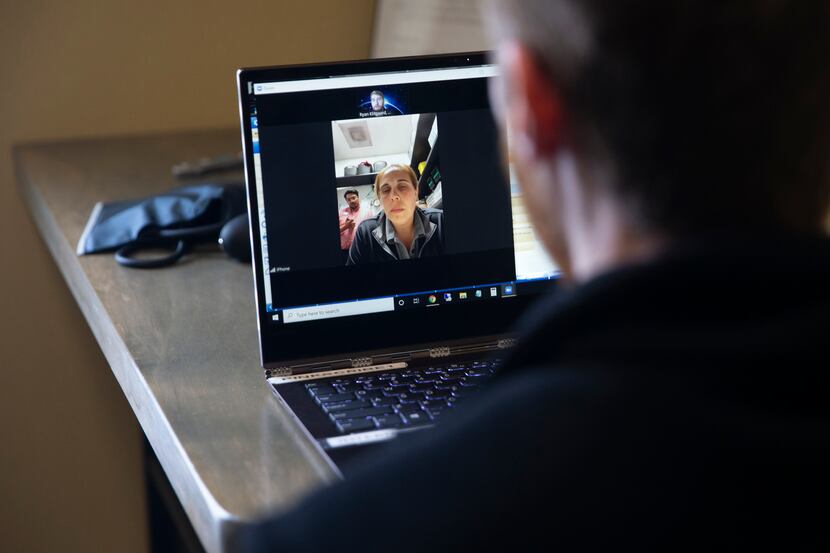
344;189;360;210
486;0;830;279
370;90;385;112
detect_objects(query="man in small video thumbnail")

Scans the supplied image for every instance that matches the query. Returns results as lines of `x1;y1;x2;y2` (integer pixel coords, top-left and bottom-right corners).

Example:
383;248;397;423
339;189;373;261
365;90;402;116
347;164;443;264
370;90;385;112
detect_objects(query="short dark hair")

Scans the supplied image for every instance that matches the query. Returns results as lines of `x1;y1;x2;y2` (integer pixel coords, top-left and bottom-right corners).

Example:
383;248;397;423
343;189;360;200
489;0;830;234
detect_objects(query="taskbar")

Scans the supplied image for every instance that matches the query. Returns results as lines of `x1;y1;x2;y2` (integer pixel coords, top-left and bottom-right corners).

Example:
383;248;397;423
265;275;558;325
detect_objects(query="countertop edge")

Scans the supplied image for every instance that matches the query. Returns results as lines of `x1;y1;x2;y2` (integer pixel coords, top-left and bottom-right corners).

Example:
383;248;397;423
14;145;239;553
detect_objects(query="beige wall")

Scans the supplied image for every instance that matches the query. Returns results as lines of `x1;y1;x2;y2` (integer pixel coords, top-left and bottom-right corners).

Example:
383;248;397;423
0;1;374;551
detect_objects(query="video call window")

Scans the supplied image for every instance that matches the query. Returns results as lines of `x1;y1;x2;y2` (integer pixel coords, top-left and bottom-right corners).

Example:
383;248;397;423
332;113;444;266
253;74;519;310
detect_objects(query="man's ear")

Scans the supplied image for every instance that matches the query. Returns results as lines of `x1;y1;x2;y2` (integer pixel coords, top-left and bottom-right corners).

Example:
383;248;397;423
497;42;563;159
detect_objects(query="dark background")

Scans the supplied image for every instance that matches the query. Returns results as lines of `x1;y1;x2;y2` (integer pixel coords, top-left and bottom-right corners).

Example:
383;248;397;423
255;78;490;126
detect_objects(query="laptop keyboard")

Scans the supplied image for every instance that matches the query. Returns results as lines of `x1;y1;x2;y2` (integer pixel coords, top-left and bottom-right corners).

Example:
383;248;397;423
305;359;501;434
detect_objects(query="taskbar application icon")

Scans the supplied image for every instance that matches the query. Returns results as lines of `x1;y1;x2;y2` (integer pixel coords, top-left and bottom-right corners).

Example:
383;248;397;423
393;282;518;312
395;294;438;309
394;296;423;309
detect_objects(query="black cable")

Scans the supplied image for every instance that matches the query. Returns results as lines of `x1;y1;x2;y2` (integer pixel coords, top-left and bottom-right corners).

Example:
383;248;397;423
115;240;187;269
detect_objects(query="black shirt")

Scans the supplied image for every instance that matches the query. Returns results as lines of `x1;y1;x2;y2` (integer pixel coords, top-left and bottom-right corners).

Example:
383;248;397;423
239;233;830;552
347;208;444;265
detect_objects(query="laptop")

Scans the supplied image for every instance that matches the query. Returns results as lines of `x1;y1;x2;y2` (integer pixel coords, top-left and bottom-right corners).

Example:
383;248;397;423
236;52;559;473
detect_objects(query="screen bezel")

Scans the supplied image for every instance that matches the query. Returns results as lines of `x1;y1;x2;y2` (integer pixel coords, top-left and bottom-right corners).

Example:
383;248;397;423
237;52;552;368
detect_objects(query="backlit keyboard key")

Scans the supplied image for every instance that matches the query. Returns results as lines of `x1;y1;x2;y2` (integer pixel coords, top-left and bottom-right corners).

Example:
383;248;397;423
329;406;394;420
315;392;356;404
307;385;336;397
335;418;376;433
373;414;404;428
400;410;431;425
323;400;370;413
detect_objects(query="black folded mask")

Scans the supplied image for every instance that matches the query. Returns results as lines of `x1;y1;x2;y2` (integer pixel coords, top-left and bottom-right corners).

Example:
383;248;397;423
77;183;249;268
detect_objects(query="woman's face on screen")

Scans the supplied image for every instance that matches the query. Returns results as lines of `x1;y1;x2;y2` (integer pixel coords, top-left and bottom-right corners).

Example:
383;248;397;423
379;170;418;228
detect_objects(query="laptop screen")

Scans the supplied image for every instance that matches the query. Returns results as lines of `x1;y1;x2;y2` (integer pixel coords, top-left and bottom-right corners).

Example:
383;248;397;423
238;54;558;367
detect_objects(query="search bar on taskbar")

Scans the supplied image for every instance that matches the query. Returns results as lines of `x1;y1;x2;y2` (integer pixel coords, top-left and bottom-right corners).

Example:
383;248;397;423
282;297;394;324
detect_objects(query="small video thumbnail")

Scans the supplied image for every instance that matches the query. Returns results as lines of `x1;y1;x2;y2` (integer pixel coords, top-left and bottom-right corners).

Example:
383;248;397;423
358;88;404;117
336;184;379;251
332;113;445;265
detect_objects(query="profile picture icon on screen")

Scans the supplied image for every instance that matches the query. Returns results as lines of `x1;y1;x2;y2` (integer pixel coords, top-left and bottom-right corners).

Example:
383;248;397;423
370;90;385;112
360;89;403;117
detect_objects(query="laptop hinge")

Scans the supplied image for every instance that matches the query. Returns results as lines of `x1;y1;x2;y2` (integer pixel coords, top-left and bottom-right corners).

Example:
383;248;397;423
428;346;451;358
424;338;515;360
264;337;515;379
265;360;346;378
407;337;515;364
265;351;412;379
497;338;517;349
264;367;293;379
